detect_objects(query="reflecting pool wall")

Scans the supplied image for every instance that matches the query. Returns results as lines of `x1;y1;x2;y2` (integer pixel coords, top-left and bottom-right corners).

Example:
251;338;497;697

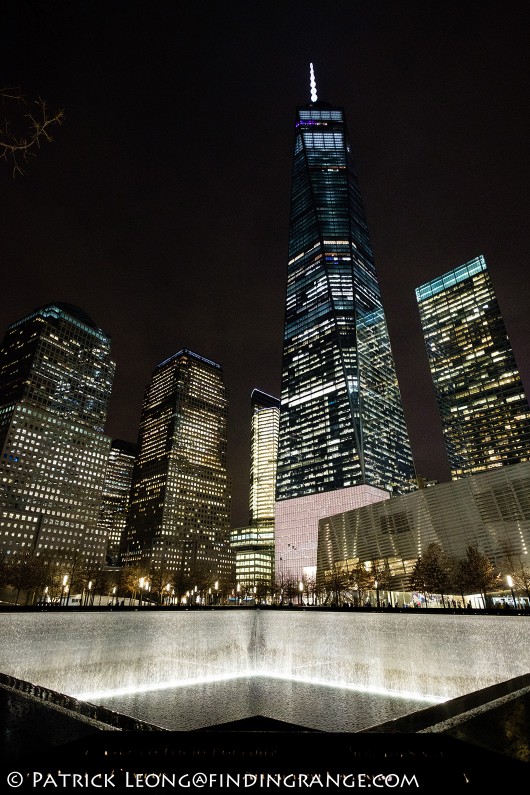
1;611;529;704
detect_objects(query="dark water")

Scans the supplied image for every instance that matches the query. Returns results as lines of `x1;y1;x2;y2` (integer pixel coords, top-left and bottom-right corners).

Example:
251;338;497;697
91;676;434;732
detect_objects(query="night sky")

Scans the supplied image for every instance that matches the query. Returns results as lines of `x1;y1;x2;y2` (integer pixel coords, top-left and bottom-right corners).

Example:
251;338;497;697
2;0;530;526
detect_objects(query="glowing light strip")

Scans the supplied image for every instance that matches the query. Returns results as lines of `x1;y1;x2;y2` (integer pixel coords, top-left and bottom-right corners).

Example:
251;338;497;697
73;671;253;701
256;672;446;703
73;671;446;705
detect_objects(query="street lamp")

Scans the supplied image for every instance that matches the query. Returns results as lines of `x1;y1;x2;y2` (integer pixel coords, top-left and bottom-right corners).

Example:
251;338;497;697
298;580;304;605
87;580;93;607
506;575;516;608
375;579;380;608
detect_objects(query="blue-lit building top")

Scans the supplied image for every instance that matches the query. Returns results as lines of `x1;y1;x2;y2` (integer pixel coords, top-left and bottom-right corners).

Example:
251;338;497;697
276;99;415;501
416;255;530;477
0;303;114;566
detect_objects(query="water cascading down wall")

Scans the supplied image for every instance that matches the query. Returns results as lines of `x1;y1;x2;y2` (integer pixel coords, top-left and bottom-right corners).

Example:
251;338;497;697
2;611;529;709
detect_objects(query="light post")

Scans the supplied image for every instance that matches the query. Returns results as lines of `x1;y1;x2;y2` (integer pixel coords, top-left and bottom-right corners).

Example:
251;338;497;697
165;583;171;606
298;580;304;605
236;583;241;605
375;579;380;608
86;580;93;606
506;575;516;608
214;580;219;605
112;586;117;606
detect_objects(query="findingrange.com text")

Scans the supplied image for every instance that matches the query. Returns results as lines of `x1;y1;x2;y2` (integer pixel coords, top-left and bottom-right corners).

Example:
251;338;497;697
7;772;420;790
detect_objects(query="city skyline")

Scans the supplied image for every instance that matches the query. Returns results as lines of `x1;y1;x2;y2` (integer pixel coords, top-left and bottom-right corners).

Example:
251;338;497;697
2;1;530;525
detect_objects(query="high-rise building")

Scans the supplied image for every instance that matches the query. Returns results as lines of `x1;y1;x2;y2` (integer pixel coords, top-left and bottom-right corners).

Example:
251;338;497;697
97;439;136;565
249;390;280;528
0;303;114;566
275;67;415;580
416;255;530;478
230;389;280;591
122;349;233;586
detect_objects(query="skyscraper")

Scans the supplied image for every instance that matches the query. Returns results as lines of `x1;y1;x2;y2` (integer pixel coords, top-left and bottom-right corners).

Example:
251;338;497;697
416;255;530;477
249;389;280;528
122;349;233;586
275;67;415;581
230;389;280;591
97;439;136;565
0;303;114;566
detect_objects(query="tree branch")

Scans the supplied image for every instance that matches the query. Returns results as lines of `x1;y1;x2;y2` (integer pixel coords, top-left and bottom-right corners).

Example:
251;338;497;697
0;87;64;177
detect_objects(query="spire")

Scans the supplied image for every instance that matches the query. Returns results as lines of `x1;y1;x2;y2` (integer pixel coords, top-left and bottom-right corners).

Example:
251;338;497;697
309;62;318;103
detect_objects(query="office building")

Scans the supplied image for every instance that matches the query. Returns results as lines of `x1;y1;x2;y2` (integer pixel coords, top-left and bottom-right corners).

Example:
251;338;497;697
318;460;530;594
122;349;233;585
0;303;114;566
416;255;530;478
275;66;415;580
97;439;136;564
231;390;280;590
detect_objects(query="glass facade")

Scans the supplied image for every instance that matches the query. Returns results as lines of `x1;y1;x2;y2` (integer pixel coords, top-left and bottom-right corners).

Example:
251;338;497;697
231;389;280;590
318;460;530;591
97;439;136;564
416;255;530;478
0;304;114;565
249;390;280;527
276;102;415;500
122;349;233;583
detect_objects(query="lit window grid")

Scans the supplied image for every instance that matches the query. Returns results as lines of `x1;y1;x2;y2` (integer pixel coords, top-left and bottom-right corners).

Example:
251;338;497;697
235;548;274;588
249;405;280;526
277;103;415;502
0;404;110;565
0;305;115;434
417;258;530;477
97;445;135;561
123;351;231;575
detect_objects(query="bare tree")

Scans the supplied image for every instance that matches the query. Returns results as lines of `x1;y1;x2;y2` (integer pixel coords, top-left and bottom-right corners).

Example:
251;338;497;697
274;571;298;605
351;560;373;606
455;545;498;608
1;87;64;177
411;543;452;607
119;565;148;605
149;565;175;604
